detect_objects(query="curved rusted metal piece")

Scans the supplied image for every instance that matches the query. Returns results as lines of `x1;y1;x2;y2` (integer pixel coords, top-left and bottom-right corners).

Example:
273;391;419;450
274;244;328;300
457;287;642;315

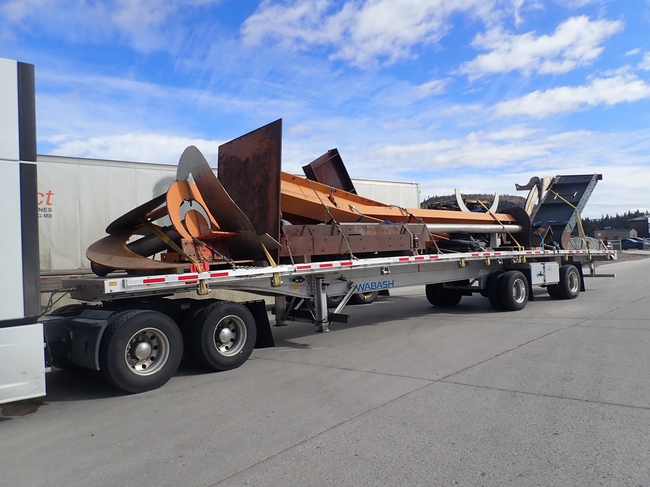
87;229;184;276
166;180;221;241
106;193;167;235
176;145;268;259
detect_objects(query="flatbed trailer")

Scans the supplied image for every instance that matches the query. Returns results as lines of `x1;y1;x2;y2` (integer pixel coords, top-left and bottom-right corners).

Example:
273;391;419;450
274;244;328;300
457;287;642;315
0;56;617;402
41;246;615;394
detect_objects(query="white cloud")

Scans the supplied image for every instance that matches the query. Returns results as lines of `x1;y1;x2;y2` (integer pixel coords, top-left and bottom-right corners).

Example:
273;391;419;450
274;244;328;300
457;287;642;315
625;48;641;56
512;0;525;26
0;0;221;52
413;78;449;98
494;75;650;117
459;16;623;78
42;132;224;164
241;0;501;68
639;52;650;71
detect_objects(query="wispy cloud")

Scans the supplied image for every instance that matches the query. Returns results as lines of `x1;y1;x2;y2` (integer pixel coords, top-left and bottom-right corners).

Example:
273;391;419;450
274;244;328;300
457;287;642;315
413;79;449;98
42;132;224;164
241;0;502;68
458;16;623;78
494;75;650;117
0;0;222;52
640;52;650;71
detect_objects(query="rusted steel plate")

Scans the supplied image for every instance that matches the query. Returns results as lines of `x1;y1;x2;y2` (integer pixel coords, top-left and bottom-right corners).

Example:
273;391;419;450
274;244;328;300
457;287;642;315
302;149;357;194
280;223;432;258
218;119;282;262
106;193;166;235
87;230;184;275
176;145;264;260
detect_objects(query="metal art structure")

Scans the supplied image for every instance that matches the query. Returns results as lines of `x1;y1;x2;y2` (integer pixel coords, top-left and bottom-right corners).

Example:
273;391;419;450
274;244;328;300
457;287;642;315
517;174;602;249
86;120;527;275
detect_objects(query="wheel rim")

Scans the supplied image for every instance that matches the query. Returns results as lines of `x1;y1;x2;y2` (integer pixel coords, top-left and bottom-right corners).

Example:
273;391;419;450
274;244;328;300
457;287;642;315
213;315;247;356
567;270;580;293
512;279;527;304
124;327;170;376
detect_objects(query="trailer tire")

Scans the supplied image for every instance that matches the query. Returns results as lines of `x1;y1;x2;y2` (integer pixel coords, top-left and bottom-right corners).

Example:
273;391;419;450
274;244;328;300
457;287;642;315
546;284;562;300
499;270;529;311
487;272;505;310
326;294;344;308
351;291;379;305
99;310;183;393
181;301;219;363
191;302;257;371
558;264;581;300
425;283;462;307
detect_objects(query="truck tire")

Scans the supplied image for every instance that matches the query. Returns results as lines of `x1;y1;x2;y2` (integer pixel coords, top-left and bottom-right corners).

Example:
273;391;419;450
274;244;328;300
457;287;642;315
191;301;257;371
487;272;505;310
351;291;379;305
499;270;529;311
425;283;462;307
99;310;183;393
558;264;581;300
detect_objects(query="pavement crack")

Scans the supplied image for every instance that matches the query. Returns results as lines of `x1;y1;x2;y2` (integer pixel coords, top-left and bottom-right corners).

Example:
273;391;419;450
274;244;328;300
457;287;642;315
440;379;650;411
252;355;437;382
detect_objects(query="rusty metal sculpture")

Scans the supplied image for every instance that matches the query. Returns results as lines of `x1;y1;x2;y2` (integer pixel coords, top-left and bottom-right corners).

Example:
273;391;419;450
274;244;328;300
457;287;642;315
87;119;528;276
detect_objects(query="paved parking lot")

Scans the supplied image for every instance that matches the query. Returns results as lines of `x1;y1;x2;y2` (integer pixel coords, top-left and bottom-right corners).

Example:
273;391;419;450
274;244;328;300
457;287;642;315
2;255;649;486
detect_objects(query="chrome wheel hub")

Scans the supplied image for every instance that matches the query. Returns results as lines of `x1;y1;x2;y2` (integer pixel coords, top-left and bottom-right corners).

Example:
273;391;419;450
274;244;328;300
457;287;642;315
213;315;247;356
124;328;170;376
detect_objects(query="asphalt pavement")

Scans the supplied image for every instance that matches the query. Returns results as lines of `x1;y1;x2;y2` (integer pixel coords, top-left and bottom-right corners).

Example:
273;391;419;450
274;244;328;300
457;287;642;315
1;255;649;486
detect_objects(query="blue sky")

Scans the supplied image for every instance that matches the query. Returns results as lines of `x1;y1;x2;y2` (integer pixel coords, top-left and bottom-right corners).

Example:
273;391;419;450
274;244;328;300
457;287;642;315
2;0;650;218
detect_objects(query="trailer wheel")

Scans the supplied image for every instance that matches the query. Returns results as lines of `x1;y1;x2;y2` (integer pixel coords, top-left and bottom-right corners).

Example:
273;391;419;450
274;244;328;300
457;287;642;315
191;302;257;371
99;310;183;393
499;270;529;311
180;301;219;363
546;284;562;300
558;264;581;300
351;291;379;305
326;294;344;308
487;272;505;310
425;283;462;307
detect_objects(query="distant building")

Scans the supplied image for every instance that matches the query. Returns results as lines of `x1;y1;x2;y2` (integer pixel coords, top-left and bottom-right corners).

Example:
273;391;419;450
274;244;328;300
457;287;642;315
594;228;638;240
627;215;649;238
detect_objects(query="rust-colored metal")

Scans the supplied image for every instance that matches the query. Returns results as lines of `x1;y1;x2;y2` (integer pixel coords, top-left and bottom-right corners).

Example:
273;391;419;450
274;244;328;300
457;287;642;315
280;173;517;225
106;193;167;235
302;149;356;193
280;223;429;258
176;145;264;260
87;230;185;275
218;119;282;262
87;119;526;276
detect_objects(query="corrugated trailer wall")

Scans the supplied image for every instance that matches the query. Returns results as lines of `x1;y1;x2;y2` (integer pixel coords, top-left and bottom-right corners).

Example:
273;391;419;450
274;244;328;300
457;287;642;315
37;155;176;275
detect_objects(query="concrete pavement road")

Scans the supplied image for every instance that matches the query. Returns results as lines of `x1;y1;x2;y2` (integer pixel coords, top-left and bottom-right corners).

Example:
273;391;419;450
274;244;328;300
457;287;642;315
1;256;649;486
